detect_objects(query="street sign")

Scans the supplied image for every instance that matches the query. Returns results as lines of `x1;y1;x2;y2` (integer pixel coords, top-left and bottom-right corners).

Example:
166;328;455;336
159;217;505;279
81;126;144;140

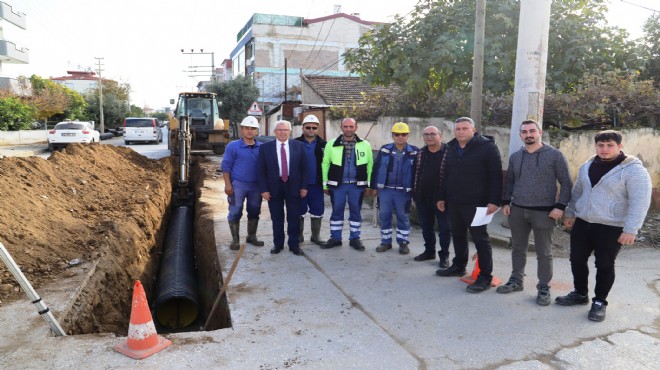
247;101;262;116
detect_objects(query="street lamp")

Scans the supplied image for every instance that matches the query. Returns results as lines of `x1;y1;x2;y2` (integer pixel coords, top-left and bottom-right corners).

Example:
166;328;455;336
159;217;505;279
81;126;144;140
181;49;216;83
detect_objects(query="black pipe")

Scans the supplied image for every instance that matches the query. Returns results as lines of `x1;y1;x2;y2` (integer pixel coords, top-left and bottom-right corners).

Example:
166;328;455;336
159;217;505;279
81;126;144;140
155;205;199;329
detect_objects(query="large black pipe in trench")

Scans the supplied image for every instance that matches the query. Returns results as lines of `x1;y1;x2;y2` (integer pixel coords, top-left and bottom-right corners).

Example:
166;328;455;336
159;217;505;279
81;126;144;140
155;205;199;329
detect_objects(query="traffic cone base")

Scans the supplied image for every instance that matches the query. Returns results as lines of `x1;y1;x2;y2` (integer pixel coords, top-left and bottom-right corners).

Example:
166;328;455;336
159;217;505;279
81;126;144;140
460;256;502;287
113;281;172;359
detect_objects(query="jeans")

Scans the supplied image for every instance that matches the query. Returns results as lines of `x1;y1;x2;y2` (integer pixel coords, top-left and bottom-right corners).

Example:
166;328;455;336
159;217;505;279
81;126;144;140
227;180;262;222
448;203;493;279
329;183;364;240
378;188;412;244
416;199;451;258
569;218;622;304
508;205;555;289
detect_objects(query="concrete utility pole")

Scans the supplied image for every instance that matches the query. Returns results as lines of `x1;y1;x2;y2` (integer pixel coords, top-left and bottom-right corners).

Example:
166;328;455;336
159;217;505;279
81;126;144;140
470;0;486;132
95;57;105;133
508;0;552;160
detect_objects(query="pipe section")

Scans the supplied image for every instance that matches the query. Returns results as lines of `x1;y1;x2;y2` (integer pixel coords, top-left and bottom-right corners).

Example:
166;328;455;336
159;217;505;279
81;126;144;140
155;205;199;329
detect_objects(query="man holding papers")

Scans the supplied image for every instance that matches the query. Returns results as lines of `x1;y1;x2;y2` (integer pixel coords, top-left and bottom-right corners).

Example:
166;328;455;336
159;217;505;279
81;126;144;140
436;117;502;293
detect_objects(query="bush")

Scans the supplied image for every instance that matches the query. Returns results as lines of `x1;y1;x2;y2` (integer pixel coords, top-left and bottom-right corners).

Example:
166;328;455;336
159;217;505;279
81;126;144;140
0;96;36;131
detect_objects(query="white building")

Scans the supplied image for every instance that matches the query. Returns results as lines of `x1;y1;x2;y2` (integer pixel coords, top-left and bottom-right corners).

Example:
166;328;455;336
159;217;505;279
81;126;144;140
0;2;28;93
230;12;380;108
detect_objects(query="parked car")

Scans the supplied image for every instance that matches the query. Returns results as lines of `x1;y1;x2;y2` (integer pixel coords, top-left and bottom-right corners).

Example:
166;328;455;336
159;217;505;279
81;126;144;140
47;121;100;151
123;117;163;145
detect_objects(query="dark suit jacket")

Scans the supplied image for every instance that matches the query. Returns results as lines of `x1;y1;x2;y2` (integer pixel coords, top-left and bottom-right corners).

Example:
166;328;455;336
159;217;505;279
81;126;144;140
258;139;308;198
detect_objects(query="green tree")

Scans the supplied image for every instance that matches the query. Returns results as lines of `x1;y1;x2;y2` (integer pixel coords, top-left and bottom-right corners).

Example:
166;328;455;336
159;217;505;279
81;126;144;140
205;75;260;127
0;96;35;130
344;0;641;97
83;80;130;129
27;75;79;122
639;13;660;85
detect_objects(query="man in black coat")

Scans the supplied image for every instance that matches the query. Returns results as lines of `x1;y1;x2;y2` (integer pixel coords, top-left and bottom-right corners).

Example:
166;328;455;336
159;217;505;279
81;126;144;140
436;117;502;293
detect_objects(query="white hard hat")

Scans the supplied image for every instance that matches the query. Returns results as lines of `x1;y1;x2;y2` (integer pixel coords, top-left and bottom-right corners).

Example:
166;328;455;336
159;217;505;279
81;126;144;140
240;116;259;128
302;115;320;125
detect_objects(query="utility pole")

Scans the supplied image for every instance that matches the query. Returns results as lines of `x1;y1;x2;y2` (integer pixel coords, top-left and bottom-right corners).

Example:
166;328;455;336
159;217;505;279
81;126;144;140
181;49;215;84
284;58;288;102
470;0;486;132
508;0;552;161
95;57;105;133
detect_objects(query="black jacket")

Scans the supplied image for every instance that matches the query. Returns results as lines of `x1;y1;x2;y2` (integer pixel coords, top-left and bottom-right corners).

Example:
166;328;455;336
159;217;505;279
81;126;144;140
438;133;502;206
295;134;327;185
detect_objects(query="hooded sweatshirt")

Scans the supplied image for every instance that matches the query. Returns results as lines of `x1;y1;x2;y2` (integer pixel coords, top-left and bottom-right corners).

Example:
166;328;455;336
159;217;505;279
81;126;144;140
565;155;652;235
503;143;572;211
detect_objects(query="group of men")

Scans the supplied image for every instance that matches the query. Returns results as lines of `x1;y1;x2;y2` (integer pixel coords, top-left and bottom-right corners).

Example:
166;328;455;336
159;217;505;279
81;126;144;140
221;115;652;323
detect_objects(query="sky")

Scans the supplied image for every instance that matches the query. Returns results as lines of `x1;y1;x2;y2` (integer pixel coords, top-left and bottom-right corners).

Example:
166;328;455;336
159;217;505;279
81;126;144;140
2;0;657;111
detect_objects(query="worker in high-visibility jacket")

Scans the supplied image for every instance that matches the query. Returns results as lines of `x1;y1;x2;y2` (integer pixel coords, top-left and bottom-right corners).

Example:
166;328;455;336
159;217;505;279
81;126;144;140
321;117;373;251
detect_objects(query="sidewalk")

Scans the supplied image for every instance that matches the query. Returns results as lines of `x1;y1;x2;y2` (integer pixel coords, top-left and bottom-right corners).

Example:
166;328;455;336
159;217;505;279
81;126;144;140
0;171;657;369
0;143;49;157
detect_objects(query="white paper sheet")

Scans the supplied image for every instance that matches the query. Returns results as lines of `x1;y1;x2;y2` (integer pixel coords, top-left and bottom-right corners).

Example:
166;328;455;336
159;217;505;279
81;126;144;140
471;206;500;226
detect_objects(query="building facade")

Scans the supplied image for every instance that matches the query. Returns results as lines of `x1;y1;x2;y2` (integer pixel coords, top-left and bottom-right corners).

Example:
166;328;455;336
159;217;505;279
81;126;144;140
0;2;28;93
230;12;379;110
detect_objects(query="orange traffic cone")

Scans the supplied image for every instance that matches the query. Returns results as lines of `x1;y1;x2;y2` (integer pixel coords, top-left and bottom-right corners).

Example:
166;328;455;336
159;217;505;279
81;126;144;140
461;254;502;287
114;281;172;359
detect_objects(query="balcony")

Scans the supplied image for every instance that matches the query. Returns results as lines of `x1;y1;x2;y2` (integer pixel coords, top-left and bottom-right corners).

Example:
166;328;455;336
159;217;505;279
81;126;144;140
0;40;29;64
0;2;27;29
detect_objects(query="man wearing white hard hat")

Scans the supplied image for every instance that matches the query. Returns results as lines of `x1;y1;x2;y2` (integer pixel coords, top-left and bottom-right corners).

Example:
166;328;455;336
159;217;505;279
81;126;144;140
220;116;265;250
295;115;327;246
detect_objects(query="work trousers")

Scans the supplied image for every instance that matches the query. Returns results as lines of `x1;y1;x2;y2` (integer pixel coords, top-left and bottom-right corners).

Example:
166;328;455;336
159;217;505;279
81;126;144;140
227;180;262;222
448;203;493;279
300;183;324;218
569;218;622;304
329;183;364;240
268;180;302;249
378;188;412;244
508;205;555;289
416;199;451;258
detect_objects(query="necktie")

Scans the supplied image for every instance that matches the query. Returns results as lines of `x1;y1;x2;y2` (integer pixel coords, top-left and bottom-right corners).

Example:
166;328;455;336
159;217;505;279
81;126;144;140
281;143;288;182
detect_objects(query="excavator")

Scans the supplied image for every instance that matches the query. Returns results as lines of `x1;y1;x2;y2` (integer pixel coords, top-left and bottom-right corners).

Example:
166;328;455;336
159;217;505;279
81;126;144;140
169;91;230;199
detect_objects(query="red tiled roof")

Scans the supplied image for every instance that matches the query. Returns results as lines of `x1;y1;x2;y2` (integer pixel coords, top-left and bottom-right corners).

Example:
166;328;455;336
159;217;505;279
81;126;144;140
50;71;97;81
303;75;398;106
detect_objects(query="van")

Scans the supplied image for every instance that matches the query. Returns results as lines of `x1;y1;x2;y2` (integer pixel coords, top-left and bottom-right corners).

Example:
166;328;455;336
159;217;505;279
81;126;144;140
123;117;163;145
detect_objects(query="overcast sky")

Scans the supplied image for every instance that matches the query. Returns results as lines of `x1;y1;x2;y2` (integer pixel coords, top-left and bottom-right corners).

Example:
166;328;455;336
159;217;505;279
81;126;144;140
3;0;657;110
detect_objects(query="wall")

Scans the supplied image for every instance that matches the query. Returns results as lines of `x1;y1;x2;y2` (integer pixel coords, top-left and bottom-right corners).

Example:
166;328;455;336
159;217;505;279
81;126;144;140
322;117;660;191
0;130;48;145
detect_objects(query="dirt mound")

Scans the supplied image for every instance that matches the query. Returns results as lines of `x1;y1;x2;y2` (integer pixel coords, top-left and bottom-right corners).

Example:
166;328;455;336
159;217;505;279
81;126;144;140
0;144;174;333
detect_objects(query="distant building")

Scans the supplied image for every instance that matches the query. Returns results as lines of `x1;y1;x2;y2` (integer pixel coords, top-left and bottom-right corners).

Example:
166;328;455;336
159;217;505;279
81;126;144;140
230;12;381;109
50;71;99;94
0;2;29;93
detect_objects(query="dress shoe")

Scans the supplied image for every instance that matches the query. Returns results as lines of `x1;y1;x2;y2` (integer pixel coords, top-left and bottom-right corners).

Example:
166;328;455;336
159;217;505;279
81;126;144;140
414;251;436;261
270;246;283;254
290;248;305;256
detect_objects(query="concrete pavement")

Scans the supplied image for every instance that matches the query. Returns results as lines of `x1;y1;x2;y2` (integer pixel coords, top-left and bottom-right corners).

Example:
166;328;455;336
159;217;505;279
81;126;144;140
0;165;658;369
0;143;48;157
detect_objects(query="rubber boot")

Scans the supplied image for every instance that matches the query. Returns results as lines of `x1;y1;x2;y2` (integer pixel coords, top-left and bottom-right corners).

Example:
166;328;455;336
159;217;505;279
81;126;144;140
310;217;323;245
246;219;264;246
229;221;240;250
299;217;305;243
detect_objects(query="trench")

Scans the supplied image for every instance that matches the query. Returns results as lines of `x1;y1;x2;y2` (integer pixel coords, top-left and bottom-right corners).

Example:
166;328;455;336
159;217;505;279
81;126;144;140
61;158;231;335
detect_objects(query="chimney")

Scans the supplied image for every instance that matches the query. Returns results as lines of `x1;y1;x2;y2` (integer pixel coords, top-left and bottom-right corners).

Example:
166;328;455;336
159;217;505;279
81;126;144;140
351;13;360;19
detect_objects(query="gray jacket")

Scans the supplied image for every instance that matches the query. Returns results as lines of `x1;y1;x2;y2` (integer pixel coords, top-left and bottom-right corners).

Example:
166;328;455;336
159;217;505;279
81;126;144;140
565;155;652;235
503;143;572;209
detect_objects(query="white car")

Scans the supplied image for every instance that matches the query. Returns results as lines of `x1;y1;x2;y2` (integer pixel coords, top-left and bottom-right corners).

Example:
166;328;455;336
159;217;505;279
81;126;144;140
123;117;163;145
47;121;101;151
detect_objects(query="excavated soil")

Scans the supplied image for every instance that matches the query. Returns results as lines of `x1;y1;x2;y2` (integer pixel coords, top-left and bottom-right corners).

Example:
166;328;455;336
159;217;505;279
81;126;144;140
0;144;174;335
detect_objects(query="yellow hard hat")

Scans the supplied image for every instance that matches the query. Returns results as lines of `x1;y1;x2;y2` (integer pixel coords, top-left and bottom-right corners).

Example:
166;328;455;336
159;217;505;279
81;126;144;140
391;122;410;134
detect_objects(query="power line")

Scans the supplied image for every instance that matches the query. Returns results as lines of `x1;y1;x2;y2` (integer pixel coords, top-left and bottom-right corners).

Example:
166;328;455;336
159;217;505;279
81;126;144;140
617;0;659;13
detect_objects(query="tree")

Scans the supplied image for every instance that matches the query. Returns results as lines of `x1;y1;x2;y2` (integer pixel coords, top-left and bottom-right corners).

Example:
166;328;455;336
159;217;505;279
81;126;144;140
205;76;260;127
27;75;78;123
344;0;642;97
83;80;130;129
639;13;660;85
0;96;35;131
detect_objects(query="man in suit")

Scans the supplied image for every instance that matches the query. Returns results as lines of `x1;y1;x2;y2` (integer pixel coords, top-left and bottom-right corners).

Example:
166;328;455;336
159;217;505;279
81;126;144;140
258;120;309;256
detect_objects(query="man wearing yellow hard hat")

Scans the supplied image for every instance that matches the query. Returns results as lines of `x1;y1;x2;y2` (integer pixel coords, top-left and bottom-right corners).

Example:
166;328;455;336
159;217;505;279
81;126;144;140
371;122;419;255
